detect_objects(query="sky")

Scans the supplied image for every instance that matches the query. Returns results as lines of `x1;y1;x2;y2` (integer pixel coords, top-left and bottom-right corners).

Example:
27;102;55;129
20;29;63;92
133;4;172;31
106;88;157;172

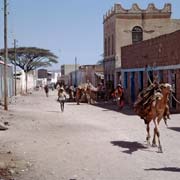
0;0;180;70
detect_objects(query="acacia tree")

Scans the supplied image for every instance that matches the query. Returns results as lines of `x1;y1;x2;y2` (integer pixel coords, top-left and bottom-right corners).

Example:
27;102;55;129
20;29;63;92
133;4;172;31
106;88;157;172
0;47;58;93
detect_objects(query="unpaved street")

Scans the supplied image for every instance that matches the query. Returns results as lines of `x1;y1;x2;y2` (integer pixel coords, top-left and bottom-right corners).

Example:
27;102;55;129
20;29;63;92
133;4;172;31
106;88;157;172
1;89;180;180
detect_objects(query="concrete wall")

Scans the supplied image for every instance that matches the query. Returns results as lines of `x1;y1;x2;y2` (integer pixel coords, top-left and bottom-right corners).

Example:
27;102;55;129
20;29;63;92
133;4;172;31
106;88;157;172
16;70;37;94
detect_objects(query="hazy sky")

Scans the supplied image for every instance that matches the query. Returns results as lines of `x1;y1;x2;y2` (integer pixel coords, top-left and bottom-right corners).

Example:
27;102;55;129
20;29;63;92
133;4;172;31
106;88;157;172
0;0;180;69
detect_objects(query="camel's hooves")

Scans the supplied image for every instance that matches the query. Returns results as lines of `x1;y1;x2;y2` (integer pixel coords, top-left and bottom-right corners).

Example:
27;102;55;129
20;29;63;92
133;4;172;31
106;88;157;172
146;141;151;147
158;147;163;153
152;143;157;147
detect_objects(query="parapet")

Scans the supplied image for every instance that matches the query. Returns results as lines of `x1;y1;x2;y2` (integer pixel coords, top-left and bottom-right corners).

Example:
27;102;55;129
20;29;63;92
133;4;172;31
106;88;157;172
103;3;171;22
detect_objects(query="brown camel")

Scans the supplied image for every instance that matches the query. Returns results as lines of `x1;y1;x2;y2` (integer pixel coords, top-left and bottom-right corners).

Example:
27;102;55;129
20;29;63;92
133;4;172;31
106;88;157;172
86;85;98;104
134;83;172;153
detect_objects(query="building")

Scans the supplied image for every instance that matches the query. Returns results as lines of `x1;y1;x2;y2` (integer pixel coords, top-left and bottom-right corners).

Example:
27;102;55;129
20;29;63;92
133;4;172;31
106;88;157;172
47;70;61;84
121;30;180;112
37;69;48;79
60;64;79;85
36;69;61;87
36;69;48;87
103;3;180;91
70;64;104;87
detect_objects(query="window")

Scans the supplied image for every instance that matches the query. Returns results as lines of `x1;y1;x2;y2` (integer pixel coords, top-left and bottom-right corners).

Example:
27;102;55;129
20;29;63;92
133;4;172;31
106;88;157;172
132;26;143;44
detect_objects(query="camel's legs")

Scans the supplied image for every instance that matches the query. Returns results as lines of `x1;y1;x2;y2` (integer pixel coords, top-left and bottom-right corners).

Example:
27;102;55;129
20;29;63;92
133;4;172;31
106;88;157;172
153;118;163;153
152;127;157;147
146;123;151;145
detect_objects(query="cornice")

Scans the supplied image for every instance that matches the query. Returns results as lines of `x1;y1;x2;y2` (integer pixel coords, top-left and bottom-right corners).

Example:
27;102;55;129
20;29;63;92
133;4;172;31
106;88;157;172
103;3;171;22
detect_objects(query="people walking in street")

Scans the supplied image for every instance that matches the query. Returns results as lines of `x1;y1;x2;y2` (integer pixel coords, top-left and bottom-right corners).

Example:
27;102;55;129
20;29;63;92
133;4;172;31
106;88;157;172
76;86;82;105
44;84;49;97
58;87;67;112
115;84;125;110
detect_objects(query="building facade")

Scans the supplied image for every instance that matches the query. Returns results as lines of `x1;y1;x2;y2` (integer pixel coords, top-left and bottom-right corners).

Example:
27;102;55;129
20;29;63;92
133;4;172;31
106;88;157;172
60;64;79;86
103;3;180;91
121;30;180;112
70;64;104;87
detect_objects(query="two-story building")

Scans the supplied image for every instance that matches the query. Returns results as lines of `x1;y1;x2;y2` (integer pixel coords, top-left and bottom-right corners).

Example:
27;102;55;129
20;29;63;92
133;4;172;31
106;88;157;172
103;3;180;91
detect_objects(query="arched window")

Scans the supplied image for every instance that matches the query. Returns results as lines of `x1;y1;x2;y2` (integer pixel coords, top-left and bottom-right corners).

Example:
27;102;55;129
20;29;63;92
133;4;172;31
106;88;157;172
132;26;143;43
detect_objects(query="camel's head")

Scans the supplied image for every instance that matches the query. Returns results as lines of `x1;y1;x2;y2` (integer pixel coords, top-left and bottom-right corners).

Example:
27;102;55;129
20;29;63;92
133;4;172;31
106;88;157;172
160;83;173;95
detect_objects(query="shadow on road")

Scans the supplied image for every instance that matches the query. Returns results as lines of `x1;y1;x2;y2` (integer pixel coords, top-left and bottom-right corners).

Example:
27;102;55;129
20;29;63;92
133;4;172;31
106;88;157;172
92;102;136;116
66;102;86;106
168;127;180;132
111;141;148;154
46;111;60;113
144;167;180;172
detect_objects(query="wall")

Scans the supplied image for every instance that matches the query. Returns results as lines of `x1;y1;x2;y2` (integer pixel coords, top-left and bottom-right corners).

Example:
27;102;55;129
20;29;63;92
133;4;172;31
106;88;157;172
121;30;180;112
122;30;180;68
61;64;79;76
0;61;14;103
16;70;37;94
70;65;103;87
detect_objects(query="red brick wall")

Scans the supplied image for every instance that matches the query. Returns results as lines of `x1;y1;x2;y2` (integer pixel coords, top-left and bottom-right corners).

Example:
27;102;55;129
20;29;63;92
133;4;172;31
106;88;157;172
122;30;180;69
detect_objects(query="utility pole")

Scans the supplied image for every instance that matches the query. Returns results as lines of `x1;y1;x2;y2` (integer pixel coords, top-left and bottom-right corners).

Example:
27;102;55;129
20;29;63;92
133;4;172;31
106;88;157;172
14;39;17;96
4;0;8;110
75;57;77;87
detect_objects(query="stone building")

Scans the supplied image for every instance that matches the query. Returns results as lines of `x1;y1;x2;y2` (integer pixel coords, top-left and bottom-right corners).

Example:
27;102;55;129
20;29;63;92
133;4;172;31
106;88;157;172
60;64;79;86
103;3;180;91
121;30;180;113
70;64;104;87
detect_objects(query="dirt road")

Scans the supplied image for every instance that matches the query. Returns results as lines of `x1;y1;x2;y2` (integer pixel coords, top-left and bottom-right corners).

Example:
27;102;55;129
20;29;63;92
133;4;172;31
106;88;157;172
0;89;180;180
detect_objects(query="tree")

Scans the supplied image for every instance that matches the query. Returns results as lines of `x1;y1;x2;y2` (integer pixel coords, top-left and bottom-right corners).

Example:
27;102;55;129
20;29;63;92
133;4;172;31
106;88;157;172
0;47;58;93
96;59;103;65
96;53;104;65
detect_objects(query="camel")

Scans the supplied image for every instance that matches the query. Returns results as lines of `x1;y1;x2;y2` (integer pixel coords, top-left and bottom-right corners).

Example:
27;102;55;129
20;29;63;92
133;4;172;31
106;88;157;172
86;84;98;104
76;83;98;105
134;83;172;153
76;87;84;105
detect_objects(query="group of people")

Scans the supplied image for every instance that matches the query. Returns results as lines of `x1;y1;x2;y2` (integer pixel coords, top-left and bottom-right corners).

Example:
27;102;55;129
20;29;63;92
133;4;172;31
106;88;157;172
43;82;125;110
